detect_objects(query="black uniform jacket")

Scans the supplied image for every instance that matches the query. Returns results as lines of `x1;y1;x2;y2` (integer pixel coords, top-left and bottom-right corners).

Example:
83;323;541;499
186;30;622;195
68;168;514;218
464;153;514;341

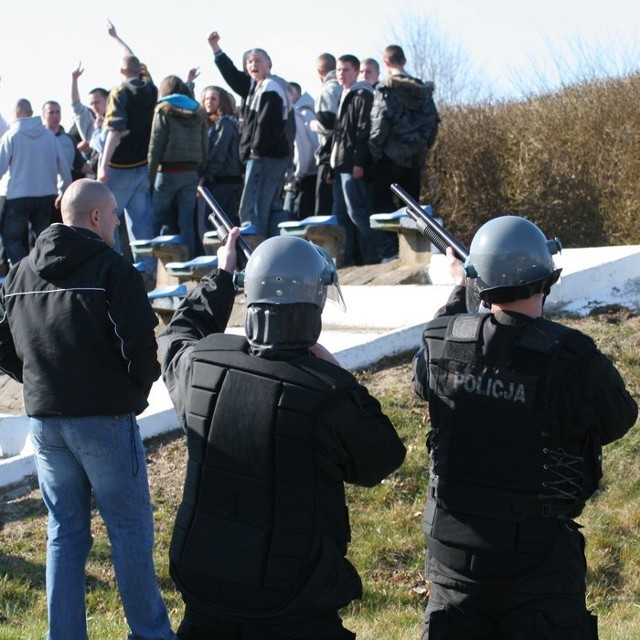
413;285;637;593
158;269;406;617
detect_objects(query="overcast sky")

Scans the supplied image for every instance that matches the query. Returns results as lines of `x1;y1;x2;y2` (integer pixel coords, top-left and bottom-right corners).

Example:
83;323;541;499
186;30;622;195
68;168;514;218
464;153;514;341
1;0;638;124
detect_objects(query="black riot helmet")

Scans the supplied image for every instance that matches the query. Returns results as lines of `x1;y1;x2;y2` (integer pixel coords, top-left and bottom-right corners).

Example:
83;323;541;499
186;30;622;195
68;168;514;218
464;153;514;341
463;216;562;304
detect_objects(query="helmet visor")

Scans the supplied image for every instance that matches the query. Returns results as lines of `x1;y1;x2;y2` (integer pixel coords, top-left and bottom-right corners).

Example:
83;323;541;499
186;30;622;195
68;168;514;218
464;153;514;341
326;278;347;312
312;244;347;312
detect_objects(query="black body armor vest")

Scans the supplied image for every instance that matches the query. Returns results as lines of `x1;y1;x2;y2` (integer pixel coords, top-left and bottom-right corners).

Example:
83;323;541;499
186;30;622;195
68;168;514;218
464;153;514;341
170;333;357;614
423;313;597;554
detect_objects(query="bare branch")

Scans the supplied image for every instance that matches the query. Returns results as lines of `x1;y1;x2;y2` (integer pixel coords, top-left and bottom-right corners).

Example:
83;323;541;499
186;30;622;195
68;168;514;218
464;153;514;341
389;13;490;106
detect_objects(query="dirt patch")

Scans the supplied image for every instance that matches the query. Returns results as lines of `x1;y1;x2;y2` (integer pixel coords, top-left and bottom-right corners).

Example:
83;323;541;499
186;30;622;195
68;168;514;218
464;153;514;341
588;304;637;323
0;374;24;414
352;350;416;396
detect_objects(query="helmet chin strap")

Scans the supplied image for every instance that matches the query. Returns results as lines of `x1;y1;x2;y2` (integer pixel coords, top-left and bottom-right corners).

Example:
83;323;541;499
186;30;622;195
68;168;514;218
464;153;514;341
479;269;562;305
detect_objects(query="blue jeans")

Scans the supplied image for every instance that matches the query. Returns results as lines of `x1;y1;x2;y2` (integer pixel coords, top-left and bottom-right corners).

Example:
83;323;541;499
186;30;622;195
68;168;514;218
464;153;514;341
105;165;156;272
331;178;356;266
337;173;396;264
152;171;199;259
30;414;175;640
239;156;290;238
2;195;55;265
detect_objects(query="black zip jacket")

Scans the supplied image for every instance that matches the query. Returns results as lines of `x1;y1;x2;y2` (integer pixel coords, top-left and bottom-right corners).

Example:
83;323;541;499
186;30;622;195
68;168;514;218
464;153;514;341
0;224;160;416
331;82;374;175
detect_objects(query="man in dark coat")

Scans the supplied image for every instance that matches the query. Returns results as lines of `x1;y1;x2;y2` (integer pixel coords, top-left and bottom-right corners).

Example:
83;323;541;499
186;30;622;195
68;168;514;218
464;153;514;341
0;179;174;640
369;45;439;214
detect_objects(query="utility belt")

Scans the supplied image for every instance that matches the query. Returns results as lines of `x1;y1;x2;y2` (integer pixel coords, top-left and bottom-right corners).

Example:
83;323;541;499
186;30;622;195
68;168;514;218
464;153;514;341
425;476;584;554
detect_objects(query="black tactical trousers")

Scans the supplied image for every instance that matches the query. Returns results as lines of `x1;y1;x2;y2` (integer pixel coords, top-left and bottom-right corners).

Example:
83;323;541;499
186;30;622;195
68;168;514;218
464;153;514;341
421;582;598;639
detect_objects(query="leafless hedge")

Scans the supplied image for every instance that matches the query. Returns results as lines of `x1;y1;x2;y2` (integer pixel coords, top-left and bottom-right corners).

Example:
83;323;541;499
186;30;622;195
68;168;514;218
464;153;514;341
422;73;640;248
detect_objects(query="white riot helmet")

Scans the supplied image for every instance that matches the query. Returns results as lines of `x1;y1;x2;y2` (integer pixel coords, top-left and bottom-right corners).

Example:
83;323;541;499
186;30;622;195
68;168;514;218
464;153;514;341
463;216;562;304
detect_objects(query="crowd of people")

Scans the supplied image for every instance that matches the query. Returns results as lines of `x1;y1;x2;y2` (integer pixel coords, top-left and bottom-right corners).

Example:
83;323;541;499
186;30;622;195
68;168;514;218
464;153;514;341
0;23;440;275
0;20;637;640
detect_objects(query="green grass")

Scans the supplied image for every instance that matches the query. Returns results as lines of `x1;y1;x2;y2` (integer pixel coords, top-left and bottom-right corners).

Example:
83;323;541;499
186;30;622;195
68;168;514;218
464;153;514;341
1;314;639;638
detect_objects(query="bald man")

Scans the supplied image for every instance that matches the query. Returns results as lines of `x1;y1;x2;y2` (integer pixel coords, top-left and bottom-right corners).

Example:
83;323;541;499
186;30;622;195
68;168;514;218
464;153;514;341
0;179;175;639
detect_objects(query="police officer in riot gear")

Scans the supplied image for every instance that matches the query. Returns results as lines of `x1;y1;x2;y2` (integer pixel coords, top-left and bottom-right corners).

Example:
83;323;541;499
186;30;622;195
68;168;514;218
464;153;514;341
413;216;637;639
159;229;406;639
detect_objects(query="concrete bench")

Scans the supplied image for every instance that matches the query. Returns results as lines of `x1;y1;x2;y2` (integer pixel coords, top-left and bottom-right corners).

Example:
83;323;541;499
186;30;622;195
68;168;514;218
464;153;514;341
202;224;262;256
130;235;189;287
165;255;219;281
147;283;189;326
278;215;346;267
370;207;442;266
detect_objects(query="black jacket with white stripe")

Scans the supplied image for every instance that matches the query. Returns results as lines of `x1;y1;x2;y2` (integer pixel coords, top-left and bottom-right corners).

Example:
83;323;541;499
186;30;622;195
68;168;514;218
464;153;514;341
0;224;159;416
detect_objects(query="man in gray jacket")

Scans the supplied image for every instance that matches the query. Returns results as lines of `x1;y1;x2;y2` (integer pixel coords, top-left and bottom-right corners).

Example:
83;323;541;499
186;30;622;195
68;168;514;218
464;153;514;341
311;53;342;215
0;98;71;265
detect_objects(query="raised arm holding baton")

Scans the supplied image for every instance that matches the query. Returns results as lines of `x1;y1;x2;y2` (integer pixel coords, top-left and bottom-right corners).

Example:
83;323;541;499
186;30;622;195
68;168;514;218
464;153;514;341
197;185;252;269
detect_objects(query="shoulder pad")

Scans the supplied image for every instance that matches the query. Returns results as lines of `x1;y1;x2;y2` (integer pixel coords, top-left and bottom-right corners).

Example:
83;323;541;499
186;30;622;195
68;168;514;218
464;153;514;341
518;318;596;357
422;314;453;341
194;332;247;354
445;314;485;342
292;356;358;393
193;333;356;393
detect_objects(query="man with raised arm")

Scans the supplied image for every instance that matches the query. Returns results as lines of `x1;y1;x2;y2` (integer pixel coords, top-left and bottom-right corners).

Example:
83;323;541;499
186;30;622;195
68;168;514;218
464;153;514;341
70;62;109;173
208;30;294;239
98;20;157;275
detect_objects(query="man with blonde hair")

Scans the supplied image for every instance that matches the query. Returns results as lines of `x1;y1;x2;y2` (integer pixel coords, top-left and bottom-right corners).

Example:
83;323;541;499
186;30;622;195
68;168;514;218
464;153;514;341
358;58;380;88
208;30;294;238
